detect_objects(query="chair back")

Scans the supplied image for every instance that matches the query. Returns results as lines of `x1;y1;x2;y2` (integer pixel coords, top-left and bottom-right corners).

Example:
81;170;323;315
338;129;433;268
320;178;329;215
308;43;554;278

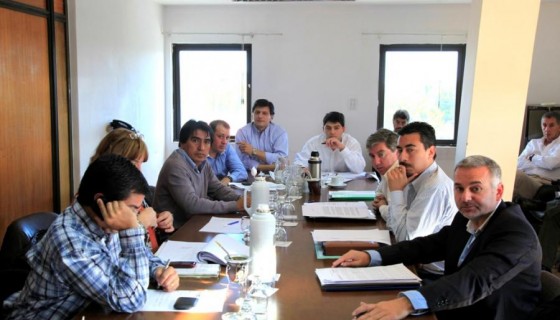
541;270;560;303
0;211;58;270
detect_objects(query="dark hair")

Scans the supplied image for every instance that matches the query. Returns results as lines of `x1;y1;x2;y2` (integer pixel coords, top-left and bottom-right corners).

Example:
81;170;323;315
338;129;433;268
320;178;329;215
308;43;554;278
323;111;345;127
77;154;150;218
366;128;398;151
252;99;275;115
178;119;213;146
542;111;560;124
209;119;230;132
398;121;436;149
393;109;410;121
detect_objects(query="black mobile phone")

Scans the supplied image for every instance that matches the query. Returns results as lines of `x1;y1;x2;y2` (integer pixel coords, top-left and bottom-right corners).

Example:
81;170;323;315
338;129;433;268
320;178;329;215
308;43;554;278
173;297;198;310
169;261;197;268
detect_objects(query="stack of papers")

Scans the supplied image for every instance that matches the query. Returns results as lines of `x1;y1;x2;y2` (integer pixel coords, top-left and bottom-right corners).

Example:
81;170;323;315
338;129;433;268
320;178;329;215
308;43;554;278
311;229;391;245
155;241;220;277
315;264;421;291
329;190;376;201
302;202;375;220
196;234;249;265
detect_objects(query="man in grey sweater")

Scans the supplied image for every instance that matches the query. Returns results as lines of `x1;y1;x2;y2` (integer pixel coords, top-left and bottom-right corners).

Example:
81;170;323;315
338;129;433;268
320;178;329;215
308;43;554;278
153;120;247;229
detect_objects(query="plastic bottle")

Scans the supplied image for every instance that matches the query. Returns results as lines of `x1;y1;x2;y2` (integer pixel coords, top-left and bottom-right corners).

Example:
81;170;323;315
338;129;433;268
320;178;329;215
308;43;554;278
308;150;322;180
249;204;276;282
244;176;270;216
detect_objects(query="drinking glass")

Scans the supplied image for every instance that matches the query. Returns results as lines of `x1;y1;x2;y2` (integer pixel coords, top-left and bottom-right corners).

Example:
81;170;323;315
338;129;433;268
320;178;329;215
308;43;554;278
222;255;255;320
240;216;251;244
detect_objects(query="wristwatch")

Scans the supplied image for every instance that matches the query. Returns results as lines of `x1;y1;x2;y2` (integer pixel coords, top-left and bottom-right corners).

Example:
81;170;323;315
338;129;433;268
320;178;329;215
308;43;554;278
252;148;257;156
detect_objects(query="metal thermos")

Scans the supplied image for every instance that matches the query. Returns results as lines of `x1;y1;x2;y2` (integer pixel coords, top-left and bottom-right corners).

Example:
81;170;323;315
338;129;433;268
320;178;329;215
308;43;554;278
308;151;321;179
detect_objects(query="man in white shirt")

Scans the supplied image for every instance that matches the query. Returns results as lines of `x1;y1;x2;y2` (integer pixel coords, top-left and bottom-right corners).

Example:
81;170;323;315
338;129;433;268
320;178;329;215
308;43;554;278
366;129;399;217
294;111;365;173
376;122;457;276
514;111;560;199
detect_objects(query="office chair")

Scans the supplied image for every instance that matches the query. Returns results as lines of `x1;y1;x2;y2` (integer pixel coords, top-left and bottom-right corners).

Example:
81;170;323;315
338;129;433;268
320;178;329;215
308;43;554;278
516;182;560;233
0;211;57;317
530;270;560;319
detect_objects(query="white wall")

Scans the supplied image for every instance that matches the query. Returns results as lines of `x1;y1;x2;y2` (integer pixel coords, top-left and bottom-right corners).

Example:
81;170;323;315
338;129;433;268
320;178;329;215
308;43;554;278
163;3;470;175
68;1;560;186
69;0;165;186
528;2;560;105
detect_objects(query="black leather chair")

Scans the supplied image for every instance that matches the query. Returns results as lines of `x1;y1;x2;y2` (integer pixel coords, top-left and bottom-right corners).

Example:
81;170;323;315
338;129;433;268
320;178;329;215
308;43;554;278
516;182;560;233
531;271;560;319
0;211;57;317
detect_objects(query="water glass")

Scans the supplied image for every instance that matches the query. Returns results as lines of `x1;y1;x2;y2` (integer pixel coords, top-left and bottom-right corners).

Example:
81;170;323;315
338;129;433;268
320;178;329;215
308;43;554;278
240;216;251;244
225;255;251;288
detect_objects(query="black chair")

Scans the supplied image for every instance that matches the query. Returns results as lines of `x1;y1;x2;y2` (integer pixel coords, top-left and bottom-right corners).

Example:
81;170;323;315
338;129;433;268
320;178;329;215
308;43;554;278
516;183;560;233
531;271;560;319
0;211;57;318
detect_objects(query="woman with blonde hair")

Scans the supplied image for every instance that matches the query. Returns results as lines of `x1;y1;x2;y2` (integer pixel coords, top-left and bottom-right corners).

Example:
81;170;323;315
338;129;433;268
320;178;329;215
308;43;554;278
91;128;174;251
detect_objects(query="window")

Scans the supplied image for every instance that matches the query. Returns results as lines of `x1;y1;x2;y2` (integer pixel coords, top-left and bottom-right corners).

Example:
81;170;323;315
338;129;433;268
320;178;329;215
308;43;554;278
172;44;252;140
378;44;466;145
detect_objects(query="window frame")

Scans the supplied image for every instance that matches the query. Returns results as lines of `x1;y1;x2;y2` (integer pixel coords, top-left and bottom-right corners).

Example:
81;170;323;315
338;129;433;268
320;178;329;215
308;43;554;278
377;44;466;146
172;43;252;141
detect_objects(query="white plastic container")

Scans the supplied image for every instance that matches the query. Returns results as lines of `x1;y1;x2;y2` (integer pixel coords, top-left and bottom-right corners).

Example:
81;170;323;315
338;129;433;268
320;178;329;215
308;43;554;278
249;204;276;282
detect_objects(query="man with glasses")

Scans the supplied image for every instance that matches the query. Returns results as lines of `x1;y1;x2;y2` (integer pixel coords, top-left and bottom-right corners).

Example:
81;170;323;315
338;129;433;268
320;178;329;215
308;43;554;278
3;154;180;319
153;120;246;229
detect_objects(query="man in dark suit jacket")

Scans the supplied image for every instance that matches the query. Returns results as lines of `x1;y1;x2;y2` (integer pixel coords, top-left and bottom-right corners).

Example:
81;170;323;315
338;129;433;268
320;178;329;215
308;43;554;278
334;155;542;320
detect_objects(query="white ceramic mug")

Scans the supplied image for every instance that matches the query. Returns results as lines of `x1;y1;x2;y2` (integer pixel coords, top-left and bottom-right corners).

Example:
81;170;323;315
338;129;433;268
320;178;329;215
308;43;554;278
331;175;344;186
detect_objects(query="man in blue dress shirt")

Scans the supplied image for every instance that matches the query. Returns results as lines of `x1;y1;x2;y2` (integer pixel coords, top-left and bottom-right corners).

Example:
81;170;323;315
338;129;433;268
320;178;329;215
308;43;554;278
208;119;248;185
235;98;288;173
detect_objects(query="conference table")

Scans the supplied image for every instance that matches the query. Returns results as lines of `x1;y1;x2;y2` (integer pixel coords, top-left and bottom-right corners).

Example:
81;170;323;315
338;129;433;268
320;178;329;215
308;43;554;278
77;177;436;320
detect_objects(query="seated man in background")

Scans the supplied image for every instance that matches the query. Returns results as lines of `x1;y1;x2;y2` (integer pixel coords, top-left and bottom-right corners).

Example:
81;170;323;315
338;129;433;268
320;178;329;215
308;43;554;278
208;120;248;185
236;98;288;173
366;128;399;216
294;111;365;173
154;120;246;229
334;155;541;320
3;154;179;319
376;122;457;277
514;111;560;200
392;109;410;132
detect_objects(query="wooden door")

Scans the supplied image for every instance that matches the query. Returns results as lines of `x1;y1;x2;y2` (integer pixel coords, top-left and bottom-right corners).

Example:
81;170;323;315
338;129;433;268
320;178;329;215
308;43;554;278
0;0;71;247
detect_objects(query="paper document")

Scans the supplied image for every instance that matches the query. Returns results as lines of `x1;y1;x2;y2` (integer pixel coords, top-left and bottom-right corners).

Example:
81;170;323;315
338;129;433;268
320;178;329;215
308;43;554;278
199;217;243;233
311;229;391;245
140;289;227;312
156;240;205;262
196;233;249;265
302;202;375;219
155;241;221;277
329;190;376;201
229;181;285;190
315;264;421;290
323;172;366;183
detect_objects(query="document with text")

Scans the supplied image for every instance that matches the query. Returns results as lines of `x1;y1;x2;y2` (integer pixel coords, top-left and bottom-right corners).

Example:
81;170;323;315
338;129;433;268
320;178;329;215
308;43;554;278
302;201;375;219
315;264;421;291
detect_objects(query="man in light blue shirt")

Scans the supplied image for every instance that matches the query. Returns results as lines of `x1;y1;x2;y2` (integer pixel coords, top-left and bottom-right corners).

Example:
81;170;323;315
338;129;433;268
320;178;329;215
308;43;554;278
333;155;541;320
208;120;248;185
235;99;288;173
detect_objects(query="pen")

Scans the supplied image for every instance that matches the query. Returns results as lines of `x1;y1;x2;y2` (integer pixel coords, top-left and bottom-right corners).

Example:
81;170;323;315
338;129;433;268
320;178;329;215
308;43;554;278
158;259;171;290
227;220;240;226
